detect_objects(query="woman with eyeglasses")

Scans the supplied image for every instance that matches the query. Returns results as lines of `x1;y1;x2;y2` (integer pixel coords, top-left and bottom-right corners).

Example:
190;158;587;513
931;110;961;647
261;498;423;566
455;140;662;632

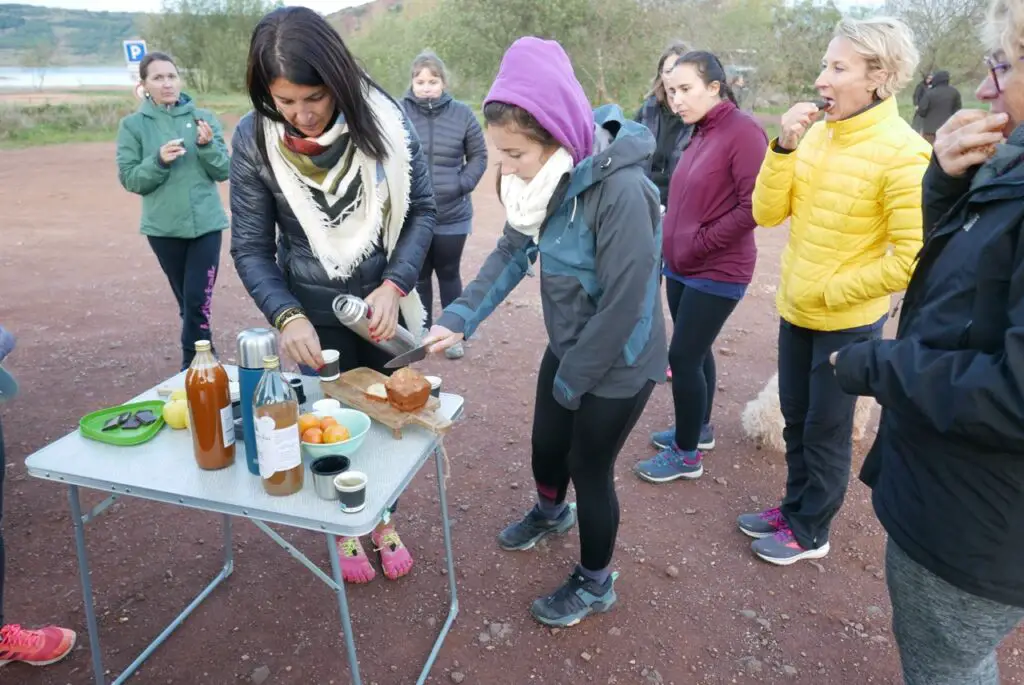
831;1;1024;682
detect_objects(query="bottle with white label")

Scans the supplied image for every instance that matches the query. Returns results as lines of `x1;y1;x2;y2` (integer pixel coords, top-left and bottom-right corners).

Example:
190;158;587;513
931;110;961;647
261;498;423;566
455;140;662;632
252;355;304;496
185;340;236;471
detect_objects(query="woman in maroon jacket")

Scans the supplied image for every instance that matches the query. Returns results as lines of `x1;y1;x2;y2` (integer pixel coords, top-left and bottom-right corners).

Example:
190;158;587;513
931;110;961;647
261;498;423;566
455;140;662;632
635;51;767;483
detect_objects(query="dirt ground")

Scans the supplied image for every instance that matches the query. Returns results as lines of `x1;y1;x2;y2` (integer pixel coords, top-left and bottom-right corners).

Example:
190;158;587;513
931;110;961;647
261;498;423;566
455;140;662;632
1;129;1022;685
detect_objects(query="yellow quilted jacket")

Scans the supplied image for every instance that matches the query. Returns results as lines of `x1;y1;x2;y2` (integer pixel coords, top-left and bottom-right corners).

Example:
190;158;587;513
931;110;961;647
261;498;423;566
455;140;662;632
752;97;931;331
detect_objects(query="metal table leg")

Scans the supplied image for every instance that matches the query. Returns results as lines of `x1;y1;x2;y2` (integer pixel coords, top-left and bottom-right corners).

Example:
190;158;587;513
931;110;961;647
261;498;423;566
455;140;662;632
416;445;459;685
69;485;107;685
68;485;234;684
326;534;362;685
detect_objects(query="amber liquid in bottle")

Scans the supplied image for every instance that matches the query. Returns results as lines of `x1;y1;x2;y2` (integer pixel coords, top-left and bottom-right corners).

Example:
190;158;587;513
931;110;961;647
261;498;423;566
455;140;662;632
185;340;236;470
253;355;304;496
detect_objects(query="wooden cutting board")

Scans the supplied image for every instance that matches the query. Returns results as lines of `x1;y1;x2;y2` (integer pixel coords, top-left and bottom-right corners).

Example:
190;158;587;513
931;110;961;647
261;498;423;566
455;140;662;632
320;367;451;439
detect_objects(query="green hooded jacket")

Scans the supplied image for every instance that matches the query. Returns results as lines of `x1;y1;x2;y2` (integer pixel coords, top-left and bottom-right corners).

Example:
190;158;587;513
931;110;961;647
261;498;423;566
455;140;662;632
116;93;230;238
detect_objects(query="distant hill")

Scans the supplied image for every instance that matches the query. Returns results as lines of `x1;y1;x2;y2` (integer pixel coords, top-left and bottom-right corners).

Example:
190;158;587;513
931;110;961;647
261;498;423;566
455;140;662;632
327;0;438;36
0;4;145;66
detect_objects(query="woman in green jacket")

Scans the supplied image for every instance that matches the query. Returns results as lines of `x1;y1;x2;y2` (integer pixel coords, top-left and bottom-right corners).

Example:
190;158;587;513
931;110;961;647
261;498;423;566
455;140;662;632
116;52;231;370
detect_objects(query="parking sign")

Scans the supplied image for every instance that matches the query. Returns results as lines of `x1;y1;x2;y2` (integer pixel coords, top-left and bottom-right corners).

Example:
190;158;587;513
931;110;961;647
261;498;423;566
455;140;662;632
123;40;147;81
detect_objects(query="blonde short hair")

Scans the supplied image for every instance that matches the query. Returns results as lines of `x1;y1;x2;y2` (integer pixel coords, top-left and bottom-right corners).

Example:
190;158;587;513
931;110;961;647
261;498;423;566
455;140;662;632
834;16;919;100
984;0;1024;61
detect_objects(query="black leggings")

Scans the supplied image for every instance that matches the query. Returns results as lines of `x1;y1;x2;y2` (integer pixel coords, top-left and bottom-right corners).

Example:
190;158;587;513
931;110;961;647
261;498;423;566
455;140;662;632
416;234;468;329
666;279;738;450
531;348;654;571
147;230;223;371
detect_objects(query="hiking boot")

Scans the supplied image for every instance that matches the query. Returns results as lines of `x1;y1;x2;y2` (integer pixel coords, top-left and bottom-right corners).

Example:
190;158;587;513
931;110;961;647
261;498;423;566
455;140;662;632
530;566;617;627
634;446;703;483
0;624;76;668
751;526;830;566
737;506;787;539
651;424;715;451
497;503;576;551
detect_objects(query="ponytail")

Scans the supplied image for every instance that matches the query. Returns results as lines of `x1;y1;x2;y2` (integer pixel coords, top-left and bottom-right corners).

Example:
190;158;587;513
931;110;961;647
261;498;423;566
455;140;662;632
673;50;736;106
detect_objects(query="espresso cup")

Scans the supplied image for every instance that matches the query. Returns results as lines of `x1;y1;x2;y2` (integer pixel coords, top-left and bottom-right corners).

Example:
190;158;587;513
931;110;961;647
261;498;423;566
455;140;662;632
310;455;350;500
334;470;368;513
320;349;341;382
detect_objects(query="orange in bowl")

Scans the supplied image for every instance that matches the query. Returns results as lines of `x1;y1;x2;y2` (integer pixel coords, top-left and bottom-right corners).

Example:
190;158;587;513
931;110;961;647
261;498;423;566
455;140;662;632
298;413;321;434
320;416;339;431
301;427;323;444
323;424;351;444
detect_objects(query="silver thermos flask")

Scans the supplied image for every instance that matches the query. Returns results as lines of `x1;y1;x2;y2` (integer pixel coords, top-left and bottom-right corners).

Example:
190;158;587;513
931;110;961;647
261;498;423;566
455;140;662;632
331;294;418;356
236;328;278;476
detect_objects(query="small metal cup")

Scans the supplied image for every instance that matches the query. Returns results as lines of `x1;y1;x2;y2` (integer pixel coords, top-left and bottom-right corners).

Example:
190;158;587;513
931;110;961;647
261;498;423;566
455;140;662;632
310;455;350;501
334;471;368;513
425;375;442;398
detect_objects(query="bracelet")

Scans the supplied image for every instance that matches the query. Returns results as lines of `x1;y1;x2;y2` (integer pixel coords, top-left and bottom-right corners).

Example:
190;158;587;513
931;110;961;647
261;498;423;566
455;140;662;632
274;307;306;330
277;312;308;331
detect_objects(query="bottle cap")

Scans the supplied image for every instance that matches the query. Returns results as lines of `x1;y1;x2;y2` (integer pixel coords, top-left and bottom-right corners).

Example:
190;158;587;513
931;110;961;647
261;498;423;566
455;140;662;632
237;328;278;369
263;355;280;369
195;340;212;351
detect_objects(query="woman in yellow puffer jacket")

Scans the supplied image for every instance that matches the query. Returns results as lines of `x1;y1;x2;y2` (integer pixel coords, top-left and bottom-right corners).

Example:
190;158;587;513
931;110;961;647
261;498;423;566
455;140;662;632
738;16;931;567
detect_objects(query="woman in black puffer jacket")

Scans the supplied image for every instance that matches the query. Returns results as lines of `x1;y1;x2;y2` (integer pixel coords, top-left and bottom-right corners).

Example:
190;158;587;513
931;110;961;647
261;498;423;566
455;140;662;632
634;41;694;209
403;51;488;359
230;7;435;585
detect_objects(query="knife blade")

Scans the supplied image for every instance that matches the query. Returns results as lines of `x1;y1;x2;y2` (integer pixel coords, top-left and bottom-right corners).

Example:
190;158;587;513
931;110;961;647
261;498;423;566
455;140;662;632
383;342;431;369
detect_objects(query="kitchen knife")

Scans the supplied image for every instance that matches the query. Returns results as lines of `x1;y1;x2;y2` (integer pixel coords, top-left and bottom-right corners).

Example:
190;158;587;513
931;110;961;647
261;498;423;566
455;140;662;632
383;342;431;369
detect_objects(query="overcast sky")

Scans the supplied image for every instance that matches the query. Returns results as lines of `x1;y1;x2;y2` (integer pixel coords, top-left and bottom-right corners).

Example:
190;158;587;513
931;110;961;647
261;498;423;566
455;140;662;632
13;0;366;12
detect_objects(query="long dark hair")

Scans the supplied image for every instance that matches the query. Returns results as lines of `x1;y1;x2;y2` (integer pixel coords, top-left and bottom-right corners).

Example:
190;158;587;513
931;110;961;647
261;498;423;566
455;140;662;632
650;41;689;105
671;50;738;107
246;6;386;161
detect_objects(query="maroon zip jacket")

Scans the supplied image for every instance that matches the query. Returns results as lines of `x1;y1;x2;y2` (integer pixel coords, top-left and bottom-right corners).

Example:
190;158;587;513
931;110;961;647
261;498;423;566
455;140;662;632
663;100;768;283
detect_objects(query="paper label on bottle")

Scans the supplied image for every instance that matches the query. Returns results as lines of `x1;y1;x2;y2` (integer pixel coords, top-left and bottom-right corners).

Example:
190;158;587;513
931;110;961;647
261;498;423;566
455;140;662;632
254;416;301;479
220;404;235;448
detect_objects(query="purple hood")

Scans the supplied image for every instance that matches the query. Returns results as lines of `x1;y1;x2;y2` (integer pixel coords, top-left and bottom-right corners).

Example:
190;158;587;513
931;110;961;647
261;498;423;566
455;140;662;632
484;37;594;165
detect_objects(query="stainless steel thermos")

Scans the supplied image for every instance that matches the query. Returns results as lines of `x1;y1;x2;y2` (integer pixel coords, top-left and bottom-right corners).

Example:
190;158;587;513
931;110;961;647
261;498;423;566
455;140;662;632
236;328;278;475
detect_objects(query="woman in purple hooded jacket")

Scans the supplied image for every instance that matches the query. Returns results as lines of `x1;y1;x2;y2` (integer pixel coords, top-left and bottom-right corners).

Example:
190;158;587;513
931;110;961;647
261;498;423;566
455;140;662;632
424;37;667;627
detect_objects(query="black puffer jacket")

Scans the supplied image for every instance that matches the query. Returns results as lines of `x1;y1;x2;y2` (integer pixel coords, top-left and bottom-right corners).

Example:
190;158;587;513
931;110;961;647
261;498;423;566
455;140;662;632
634;95;693;206
918;71;962;136
229;105;436;328
402;91;487;226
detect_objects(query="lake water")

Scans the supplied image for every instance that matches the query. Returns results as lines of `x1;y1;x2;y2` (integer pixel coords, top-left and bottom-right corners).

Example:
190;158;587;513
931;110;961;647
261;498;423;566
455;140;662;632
0;66;134;90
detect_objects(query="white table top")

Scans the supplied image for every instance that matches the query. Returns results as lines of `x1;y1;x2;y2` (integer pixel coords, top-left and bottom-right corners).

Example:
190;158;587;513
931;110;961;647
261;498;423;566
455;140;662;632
24;367;463;537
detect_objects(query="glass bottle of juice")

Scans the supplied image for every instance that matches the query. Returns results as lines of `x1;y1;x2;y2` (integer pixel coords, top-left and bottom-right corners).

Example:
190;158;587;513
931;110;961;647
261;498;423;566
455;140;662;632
253;355;304;496
185;340;236;470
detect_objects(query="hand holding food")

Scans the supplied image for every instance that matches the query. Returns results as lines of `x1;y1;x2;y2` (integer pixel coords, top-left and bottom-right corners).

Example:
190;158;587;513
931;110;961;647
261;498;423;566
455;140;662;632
778;102;823;151
159;139;187;165
933;110;1009;178
195;119;214;146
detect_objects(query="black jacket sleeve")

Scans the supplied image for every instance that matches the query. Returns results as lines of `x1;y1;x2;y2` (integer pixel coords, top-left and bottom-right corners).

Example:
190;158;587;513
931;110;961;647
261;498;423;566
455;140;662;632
835;225;1024;451
458;106;488;196
922;157;975;237
228;114;302;325
381;116;436;294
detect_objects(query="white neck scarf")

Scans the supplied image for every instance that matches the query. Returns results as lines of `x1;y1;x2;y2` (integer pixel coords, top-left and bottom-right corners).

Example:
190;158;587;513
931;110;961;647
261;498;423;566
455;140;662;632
500;147;574;239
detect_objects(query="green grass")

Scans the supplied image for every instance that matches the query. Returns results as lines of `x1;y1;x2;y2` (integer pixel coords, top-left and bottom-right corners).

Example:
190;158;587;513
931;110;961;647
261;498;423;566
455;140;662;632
0;91;253;148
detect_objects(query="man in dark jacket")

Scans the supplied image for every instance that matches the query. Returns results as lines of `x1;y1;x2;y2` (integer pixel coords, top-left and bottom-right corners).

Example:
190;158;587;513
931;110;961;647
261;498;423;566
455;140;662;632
832;102;1024;684
917;70;961;143
911;72;931;132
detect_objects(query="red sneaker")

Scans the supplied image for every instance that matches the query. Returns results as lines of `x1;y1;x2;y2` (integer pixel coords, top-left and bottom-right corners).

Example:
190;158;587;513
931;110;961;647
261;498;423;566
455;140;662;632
0;623;76;667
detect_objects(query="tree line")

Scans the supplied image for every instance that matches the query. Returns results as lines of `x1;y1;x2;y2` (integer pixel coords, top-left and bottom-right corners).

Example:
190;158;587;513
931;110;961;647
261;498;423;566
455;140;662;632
144;0;988;109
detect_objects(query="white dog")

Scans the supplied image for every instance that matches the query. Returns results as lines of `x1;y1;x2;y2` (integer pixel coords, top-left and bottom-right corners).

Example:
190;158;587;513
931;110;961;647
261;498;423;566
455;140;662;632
741;372;878;452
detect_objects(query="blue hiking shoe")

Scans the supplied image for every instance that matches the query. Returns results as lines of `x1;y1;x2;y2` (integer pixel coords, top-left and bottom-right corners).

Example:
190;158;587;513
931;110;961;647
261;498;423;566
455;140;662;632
634;446;704;483
651;424;715;451
530;567;618;627
497;503;576;551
